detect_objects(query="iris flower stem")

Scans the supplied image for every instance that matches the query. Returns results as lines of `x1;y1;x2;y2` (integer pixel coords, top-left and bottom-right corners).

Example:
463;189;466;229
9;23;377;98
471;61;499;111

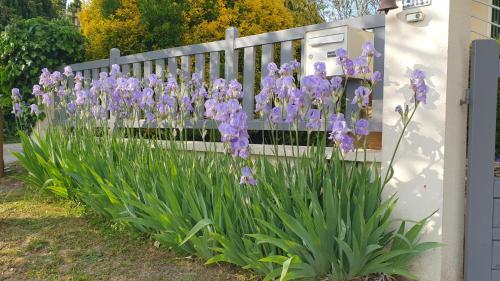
382;99;419;188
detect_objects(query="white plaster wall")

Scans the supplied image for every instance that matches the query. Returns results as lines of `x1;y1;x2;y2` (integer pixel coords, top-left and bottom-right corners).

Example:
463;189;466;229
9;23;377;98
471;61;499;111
381;1;469;280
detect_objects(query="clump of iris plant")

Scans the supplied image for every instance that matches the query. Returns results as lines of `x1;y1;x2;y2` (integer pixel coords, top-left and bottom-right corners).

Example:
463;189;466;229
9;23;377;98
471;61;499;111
12;41;428;188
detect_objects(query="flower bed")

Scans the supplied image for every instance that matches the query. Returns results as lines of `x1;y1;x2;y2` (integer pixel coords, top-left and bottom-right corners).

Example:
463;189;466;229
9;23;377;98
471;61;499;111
12;42;438;281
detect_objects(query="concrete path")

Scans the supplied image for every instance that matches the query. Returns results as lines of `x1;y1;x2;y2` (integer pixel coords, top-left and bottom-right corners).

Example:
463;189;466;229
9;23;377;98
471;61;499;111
3;143;22;165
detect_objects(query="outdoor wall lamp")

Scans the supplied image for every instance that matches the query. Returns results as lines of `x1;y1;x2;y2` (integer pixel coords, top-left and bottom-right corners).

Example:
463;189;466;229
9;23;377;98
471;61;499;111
378;0;399;14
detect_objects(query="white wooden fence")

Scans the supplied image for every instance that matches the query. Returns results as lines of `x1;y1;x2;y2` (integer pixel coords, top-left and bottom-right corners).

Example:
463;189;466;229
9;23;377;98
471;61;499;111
62;14;385;133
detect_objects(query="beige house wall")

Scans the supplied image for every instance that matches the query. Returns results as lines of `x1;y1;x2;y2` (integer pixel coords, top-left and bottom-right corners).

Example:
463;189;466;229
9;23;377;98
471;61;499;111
471;0;493;40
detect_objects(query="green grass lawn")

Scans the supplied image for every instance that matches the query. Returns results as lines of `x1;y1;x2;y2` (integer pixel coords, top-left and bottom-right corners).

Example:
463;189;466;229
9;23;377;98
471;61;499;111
0;163;252;281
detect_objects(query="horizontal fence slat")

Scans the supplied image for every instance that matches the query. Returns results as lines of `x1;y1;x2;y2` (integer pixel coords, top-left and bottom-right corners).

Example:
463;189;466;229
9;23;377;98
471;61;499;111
68;59;109;72
117;40;226;64
235;14;384;48
100;67;108;74
99;118;340;132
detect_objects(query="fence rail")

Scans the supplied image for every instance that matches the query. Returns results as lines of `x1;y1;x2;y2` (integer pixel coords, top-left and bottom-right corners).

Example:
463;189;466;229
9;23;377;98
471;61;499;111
60;14;385;135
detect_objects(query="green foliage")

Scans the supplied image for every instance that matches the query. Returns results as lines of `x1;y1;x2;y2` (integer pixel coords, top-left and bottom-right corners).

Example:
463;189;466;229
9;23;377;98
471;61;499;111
80;0;323;59
138;0;186;50
285;0;324;26
68;0;83;14
16;127;439;281
100;0;121;18
0;18;84;109
0;0;58;30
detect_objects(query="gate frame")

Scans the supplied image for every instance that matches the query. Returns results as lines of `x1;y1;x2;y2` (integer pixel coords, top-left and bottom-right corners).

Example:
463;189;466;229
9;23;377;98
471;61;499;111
464;39;499;281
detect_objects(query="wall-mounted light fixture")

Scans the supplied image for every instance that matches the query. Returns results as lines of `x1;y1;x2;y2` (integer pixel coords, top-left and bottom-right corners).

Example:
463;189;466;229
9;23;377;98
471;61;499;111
378;0;398;14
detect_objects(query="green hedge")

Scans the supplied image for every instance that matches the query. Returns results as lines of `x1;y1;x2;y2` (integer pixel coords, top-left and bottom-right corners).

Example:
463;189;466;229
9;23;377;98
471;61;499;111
0;17;84;138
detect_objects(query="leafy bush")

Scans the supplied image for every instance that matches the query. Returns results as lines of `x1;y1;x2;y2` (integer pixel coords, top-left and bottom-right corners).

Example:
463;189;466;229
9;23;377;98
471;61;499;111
0;17;84;137
0;17;84;108
14;42;439;280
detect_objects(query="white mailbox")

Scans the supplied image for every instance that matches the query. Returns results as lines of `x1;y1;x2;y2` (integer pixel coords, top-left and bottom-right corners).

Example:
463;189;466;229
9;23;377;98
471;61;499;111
304;26;374;77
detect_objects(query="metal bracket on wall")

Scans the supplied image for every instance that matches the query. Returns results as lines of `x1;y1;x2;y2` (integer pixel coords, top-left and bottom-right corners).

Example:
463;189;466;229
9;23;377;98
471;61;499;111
461;88;470;105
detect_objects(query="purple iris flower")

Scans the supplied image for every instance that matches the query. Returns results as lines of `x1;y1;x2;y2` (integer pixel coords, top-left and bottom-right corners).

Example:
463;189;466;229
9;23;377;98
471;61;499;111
353;56;370;75
42;93;52;106
336;48;348;60
339;134;355;153
362;42;381;58
51;71;62;83
230;111;247;129
11;88;21;102
261;75;276;90
240;166;257;186
181;95;194;112
111;64;120;76
255;91;271;115
39;68;52;86
285;103;300;124
410;69;429;104
331;76;343;91
269;106;283;125
228;80;243;99
267;62;278;76
218;122;239;142
314;62;327;78
32;85;42;97
64;66;73;77
343;59;355;76
395;105;403;115
372;71;382;84
67;102;76;115
306;109;321;130
204;99;218;119
352;86;371;108
290;88;305;107
276;76;294;99
11;102;23;117
279;63;293;76
355;119;369;136
214;102;230;122
290;60;301;71
145;112;156;124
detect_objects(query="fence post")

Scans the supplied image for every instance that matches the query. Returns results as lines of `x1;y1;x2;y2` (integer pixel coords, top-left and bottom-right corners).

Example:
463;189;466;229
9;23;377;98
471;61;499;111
225;27;238;81
109;48;120;130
